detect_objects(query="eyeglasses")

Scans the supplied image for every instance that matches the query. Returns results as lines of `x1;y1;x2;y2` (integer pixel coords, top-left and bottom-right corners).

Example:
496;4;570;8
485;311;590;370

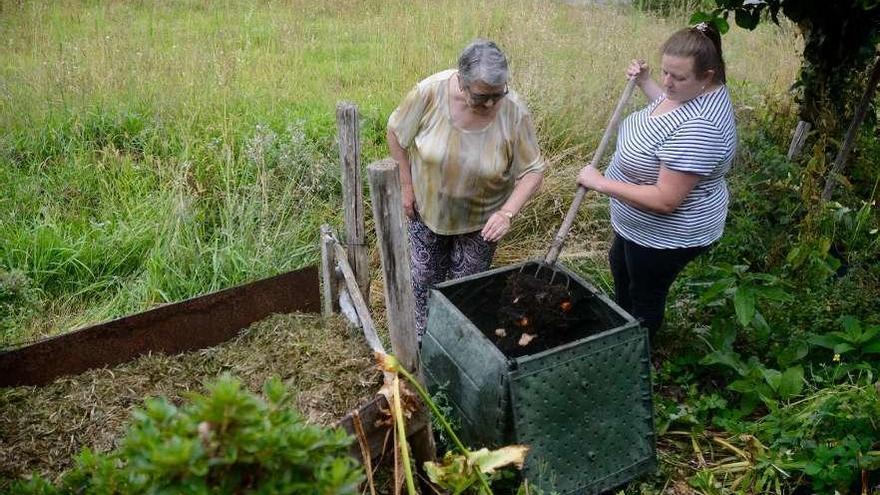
464;84;509;105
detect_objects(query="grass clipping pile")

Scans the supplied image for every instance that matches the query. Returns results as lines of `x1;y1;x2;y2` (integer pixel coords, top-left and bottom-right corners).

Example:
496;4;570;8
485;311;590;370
0;313;381;482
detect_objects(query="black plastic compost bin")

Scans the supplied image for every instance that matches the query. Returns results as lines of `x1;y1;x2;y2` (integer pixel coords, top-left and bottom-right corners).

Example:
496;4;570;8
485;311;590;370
421;260;656;494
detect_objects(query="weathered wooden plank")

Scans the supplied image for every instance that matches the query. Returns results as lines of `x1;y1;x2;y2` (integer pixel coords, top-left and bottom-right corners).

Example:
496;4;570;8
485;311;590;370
367;158;436;463
320;224;340;317
336;394;430;464
333;241;384;354
787;120;811;160
366;158;419;372
337;102;370;303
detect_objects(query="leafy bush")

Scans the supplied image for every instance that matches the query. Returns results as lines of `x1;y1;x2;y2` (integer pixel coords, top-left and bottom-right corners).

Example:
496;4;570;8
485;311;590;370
653;103;880;493
7;375;363;494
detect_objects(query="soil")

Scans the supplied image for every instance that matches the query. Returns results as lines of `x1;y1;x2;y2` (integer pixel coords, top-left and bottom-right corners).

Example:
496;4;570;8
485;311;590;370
440;263;624;359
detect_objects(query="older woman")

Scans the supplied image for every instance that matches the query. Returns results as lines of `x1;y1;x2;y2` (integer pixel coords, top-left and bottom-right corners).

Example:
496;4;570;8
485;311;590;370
577;23;737;341
387;39;545;338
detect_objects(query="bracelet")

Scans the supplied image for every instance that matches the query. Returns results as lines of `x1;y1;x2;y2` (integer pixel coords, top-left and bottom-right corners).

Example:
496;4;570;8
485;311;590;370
498;209;514;220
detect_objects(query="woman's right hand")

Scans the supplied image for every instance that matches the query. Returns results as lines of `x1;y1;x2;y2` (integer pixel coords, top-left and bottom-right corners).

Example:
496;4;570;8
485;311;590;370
402;184;417;219
626;59;649;85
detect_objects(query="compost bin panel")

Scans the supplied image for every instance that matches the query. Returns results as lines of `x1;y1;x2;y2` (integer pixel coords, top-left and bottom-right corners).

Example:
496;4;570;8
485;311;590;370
421;288;510;447
510;323;656;494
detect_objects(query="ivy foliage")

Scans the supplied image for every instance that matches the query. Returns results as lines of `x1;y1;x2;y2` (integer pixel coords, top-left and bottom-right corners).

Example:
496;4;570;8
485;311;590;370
8;375;364;494
693;0;880;136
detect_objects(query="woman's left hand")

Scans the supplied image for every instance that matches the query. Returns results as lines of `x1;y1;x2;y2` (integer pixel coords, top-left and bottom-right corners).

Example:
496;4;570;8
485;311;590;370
577;165;605;192
481;211;512;242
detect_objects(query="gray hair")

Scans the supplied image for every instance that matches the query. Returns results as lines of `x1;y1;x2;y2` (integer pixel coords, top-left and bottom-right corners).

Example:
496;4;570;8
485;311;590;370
457;39;509;86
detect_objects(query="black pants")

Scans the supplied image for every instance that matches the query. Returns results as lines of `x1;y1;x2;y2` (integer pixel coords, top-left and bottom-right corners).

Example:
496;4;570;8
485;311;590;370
609;233;709;340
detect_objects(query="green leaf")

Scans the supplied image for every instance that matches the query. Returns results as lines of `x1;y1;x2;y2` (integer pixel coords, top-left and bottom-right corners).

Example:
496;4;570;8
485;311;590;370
688;10;729;34
751;311;771;341
777;341;809;367
727;378;755;394
701;349;745;374
804;461;823;475
862;340;880;354
841;315;862;340
833;342;856;355
263;376;287;405
755;285;791;302
861;324;880;342
469;445;529;474
689;11;714;24
809;334;839;349
698;277;734;305
706;319;737;351
777;366;804;400
733;286;756;327
734;9;761;30
761;367;783;392
712;16;730;35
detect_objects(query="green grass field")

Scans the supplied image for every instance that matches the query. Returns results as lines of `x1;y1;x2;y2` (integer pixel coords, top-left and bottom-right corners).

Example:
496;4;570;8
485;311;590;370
0;0;799;345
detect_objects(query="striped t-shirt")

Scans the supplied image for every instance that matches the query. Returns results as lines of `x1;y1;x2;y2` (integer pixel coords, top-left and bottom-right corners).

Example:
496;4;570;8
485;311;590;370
606;85;737;248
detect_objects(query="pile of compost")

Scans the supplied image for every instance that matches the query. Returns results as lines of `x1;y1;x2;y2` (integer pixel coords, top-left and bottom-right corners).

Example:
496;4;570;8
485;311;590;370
0;313;381;483
440;266;620;358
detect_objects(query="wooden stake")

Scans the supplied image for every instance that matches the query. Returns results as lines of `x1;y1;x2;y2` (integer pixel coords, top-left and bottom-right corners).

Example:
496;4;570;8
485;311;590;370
367;157;436;463
333;241;385;355
367;158;419;371
320;224;339;317
337;102;370;303
822;53;880;201
787;120;812;160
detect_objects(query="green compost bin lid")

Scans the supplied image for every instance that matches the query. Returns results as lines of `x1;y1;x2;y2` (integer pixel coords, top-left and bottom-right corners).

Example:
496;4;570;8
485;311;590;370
509;322;657;494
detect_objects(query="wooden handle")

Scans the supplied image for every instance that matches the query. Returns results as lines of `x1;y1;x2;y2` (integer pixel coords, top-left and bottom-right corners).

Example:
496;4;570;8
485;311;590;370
544;78;638;266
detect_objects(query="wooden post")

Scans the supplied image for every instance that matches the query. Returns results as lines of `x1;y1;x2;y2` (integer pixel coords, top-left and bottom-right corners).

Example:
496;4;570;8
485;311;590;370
337;102;370;303
822;53;880;201
367;158;420;371
320;225;339;317
787;120;812;160
367;157;436;462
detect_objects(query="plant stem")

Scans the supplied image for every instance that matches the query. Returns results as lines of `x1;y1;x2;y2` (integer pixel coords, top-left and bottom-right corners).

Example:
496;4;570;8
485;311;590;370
394;364;493;494
391;374;417;495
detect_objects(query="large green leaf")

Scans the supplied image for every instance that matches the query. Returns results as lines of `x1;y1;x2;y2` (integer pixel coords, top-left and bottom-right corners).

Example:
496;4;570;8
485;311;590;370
755;284;791;302
863;340;880;354
777;341;809;367
833;342;856;355
809;334;839;350
701;349;745;374
733;286;756;327
424;446;528;494
841;315;863;341
698;277;734;305
761;367;783;392
777;366;804;400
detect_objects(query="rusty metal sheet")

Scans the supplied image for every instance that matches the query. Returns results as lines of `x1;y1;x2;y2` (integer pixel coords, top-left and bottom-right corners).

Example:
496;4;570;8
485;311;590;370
0;266;320;387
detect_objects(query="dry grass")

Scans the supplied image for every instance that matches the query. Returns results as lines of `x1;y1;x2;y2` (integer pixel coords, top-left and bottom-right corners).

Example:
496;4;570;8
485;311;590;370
0;312;381;482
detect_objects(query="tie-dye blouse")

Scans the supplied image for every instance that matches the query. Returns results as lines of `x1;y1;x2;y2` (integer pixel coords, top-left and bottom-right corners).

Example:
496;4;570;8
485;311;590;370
388;69;545;235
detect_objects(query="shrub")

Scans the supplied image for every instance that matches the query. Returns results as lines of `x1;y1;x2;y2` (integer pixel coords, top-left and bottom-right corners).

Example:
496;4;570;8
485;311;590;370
7;375;364;494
